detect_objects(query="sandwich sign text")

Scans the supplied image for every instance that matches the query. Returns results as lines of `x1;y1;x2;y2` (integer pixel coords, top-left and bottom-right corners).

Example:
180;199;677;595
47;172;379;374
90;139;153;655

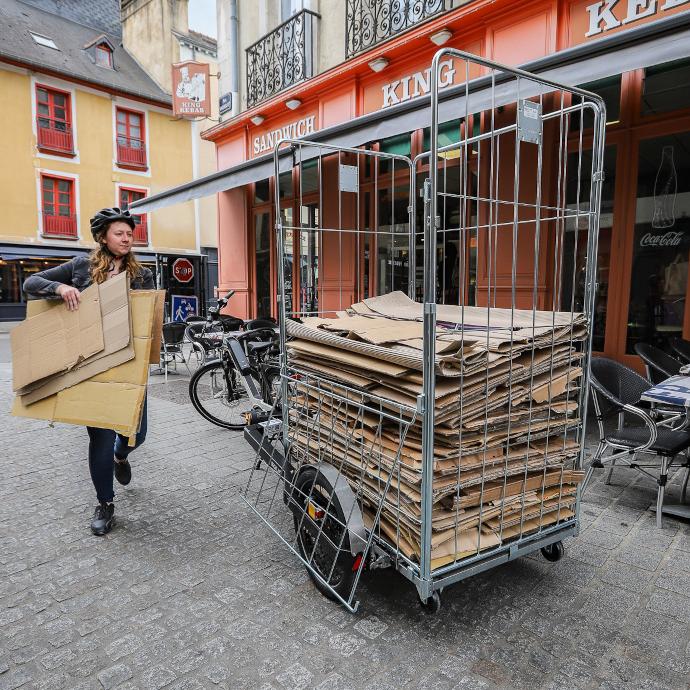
252;115;318;156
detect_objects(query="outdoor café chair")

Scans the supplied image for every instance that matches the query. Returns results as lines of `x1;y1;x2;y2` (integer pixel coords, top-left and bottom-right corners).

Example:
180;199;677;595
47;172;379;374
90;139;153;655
634;342;682;384
159;321;190;382
669;337;690;365
585;357;690;528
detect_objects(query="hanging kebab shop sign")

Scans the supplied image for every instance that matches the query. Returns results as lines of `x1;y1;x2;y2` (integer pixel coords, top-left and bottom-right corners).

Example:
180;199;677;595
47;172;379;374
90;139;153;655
172;61;211;118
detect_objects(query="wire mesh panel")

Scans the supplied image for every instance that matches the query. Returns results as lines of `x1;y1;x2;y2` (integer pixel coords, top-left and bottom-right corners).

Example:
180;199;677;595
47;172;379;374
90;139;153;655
242;373;418;611
241;49;604;611
416;49;605;591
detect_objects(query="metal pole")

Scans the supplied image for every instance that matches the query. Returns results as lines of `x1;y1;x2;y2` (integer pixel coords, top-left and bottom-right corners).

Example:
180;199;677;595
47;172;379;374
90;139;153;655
419;50;443;600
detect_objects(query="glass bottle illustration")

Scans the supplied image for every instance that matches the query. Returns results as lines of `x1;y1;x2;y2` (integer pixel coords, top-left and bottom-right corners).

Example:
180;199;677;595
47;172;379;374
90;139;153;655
652;145;677;229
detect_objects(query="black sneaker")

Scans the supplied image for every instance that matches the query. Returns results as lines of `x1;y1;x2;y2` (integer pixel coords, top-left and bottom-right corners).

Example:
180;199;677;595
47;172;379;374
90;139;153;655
114;458;131;486
91;502;115;536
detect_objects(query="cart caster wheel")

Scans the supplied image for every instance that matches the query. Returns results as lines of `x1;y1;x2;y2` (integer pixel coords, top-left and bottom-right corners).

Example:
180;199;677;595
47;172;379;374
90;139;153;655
541;541;564;562
420;591;441;614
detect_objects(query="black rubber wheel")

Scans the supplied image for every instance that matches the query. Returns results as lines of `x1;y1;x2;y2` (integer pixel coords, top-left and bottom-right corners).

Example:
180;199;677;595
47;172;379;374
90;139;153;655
261;366;282;408
189;360;248;430
292;467;356;603
541;541;564;562
420;591;441;614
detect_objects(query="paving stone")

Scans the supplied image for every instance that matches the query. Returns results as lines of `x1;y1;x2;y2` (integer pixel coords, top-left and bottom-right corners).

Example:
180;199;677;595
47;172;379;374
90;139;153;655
96;663;133;689
1;361;690;689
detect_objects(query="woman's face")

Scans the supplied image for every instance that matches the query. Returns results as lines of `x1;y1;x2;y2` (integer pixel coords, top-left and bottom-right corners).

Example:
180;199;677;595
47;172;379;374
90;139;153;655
103;221;134;257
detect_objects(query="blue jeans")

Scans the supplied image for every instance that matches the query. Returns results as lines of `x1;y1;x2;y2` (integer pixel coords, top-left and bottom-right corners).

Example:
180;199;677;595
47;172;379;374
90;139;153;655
87;396;147;503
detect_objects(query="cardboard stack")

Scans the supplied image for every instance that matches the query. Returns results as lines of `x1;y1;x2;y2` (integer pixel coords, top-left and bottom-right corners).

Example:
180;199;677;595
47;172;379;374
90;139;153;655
285;291;585;570
11;273;165;443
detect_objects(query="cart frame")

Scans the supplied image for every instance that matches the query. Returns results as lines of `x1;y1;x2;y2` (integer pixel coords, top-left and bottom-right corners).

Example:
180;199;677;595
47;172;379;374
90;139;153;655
241;48;606;612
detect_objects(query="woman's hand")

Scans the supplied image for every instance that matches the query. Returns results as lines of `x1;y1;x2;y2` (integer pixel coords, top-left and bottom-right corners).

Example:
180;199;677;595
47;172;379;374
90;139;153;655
56;284;81;311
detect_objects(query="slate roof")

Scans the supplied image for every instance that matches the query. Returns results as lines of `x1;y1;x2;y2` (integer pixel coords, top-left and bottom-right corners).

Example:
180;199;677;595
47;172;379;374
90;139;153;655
0;0;171;105
17;0;121;38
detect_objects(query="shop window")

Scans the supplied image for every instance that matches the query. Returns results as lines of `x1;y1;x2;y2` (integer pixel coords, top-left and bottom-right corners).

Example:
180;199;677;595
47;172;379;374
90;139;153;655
562;146;617;352
278;170;293;199
116;107;147;169
379;134;411;175
41;174;77;238
0;259;21;303
642;59;690;117
36;85;74;154
95;43;113;68
422;119;464;155
626;132;690;354
299;159;319;196
255;211;272;318
254;178;270;204
119;187;148;245
570;75;621;131
299;202;319;314
377;186;410;296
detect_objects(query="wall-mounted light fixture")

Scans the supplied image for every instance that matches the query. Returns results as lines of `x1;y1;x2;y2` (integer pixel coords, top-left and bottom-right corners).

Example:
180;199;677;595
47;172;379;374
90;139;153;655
367;57;389;73
430;28;452;46
285;98;302;110
250;114;265;125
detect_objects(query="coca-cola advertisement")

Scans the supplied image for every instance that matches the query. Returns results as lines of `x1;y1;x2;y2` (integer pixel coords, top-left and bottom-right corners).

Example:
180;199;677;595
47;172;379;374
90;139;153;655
626;137;690;354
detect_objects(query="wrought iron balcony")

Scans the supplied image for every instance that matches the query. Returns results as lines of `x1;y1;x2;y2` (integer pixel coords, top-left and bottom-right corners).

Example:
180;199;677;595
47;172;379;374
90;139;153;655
246;9;318;109
346;0;455;58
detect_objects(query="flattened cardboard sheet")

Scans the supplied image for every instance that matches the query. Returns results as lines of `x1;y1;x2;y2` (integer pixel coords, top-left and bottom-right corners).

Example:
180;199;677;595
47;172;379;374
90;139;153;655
12;290;159;438
12;282;104;391
18;274;132;404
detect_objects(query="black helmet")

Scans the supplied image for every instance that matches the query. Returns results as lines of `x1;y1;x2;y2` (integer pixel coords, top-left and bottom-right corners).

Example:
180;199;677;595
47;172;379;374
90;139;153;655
89;207;135;241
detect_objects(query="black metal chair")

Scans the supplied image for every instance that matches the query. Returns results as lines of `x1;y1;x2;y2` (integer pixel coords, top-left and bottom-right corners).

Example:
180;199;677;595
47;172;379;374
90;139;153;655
586;357;690;528
634;342;682;384
669;337;690;365
159;322;190;381
634;342;687;430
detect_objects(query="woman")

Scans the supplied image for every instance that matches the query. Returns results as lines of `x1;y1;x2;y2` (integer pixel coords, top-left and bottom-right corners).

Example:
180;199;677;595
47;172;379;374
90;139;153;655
24;208;155;536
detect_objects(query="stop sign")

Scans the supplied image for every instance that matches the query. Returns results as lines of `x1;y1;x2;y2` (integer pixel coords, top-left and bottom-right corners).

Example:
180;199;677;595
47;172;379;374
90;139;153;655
172;258;194;283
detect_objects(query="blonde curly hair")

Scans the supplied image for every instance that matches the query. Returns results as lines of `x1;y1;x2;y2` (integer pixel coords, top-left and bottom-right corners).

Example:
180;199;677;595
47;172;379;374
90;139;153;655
90;227;145;285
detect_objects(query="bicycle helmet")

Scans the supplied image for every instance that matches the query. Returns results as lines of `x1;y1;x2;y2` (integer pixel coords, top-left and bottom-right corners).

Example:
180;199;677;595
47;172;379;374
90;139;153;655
89;207;135;241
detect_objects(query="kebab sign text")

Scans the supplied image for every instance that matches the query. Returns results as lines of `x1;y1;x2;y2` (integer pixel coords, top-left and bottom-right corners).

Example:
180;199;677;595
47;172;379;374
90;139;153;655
172;61;211;118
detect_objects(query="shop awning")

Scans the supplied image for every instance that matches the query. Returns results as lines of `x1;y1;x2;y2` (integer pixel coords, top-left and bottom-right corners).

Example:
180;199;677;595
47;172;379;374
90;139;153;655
131;12;690;214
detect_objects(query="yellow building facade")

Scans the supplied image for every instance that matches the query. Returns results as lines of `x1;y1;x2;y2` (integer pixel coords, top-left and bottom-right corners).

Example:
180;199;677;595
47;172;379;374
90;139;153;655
0;0;206;320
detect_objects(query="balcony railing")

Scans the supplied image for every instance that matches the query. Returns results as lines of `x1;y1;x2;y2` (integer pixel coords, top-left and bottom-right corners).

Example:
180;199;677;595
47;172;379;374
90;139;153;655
246;9;318;109
37;118;74;153
43;213;77;238
346;0;455;58
133;217;148;245
116;136;147;168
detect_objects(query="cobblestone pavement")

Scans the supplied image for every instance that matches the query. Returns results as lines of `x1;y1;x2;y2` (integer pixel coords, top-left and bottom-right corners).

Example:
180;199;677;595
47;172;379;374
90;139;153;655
2;358;690;690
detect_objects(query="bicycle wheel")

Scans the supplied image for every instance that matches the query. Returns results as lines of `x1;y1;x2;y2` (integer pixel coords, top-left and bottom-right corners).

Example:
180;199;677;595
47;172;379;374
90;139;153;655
189;360;248;430
261;366;281;407
292;466;356;603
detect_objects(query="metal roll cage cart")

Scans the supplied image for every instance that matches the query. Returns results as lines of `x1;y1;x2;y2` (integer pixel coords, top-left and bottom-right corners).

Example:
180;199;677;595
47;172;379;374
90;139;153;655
242;48;606;613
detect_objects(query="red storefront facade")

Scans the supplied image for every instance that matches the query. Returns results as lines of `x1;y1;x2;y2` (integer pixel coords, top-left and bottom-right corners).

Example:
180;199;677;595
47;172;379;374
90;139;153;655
202;0;690;371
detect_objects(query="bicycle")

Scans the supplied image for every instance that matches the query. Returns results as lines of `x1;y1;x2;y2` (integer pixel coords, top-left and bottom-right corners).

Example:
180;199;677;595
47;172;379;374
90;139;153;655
184;290;245;368
188;323;280;430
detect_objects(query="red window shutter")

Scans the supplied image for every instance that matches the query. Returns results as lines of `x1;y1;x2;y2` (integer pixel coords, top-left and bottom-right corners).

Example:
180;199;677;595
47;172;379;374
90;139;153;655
116;108;147;168
36;85;74;154
41;175;77;238
120;187;148;245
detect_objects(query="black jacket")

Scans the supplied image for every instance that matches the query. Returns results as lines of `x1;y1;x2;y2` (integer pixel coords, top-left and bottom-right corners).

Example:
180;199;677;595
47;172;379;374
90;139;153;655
23;256;155;299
